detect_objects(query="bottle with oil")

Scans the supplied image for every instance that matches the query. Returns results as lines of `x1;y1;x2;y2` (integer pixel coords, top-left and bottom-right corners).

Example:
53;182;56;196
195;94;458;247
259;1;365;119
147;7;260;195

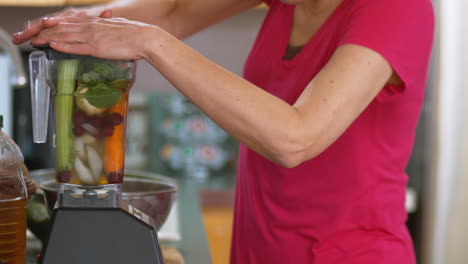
0;115;28;264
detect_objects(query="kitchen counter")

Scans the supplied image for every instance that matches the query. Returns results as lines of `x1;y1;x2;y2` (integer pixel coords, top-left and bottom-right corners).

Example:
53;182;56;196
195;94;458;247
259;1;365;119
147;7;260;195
26;177;212;264
163;178;213;263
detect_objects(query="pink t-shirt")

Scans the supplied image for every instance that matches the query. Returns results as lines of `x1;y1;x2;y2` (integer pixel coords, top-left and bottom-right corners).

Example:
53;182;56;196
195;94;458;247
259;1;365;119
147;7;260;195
231;0;434;263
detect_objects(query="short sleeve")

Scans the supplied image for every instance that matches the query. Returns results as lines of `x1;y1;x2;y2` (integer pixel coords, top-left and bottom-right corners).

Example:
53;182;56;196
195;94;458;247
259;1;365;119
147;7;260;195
338;0;435;101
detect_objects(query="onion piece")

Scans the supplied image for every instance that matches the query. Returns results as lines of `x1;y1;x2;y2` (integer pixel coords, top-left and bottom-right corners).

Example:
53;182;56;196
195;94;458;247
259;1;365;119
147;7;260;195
76;87;106;115
74;157;96;185
74;137;86;161
81;123;99;136
86;145;103;182
81;133;97;145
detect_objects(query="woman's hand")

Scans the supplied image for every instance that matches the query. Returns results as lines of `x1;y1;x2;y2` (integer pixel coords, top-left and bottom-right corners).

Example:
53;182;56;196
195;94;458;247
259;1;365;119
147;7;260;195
29;17;156;61
12;8;112;45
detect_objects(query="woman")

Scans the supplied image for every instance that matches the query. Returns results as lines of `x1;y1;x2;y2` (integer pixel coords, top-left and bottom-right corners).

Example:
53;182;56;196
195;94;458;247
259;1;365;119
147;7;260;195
13;0;434;263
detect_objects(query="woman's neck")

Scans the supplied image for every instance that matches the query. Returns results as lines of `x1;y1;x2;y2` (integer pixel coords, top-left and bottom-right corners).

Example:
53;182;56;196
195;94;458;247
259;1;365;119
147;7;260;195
297;0;342;16
287;0;343;48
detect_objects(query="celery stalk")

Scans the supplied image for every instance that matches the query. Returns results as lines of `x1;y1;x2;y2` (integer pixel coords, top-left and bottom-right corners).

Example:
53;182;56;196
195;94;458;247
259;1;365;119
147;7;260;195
55;59;79;172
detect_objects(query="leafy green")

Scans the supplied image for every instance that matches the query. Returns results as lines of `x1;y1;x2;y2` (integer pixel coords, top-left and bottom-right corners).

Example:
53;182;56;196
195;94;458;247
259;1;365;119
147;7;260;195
116;67;133;80
27;199;50;223
92;62;114;81
81;71;100;84
76;61;133;109
76;82;123;109
109;79;132;89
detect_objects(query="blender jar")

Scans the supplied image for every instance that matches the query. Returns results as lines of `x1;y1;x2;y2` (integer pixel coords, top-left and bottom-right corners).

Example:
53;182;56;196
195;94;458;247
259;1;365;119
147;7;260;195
29;48;136;185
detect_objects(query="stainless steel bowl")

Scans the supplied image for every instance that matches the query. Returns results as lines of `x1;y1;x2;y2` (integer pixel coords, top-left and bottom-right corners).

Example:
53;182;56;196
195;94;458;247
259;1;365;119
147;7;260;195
29;169;178;231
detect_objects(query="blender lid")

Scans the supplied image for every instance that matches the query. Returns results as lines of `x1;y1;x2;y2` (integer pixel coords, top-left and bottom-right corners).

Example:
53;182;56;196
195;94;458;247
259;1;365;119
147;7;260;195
33;44;89;60
33;45;134;62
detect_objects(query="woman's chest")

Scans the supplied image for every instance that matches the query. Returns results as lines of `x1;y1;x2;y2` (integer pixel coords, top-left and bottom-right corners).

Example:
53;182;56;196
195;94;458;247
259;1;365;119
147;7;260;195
243;5;347;104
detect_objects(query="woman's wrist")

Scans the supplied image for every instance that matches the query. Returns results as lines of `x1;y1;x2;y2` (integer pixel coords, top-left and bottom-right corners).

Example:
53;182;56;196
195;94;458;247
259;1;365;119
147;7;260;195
140;25;170;64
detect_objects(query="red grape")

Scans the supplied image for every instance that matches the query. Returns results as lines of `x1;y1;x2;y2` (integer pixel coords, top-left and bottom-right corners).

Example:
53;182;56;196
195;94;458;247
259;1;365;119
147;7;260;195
57;171;72;183
89;115;104;128
73;126;85;136
73;111;87;125
100;125;115;138
107;171;124;183
109;113;124;126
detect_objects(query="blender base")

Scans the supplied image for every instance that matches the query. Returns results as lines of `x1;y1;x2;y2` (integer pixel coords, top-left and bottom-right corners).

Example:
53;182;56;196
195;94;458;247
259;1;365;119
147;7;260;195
39;207;164;264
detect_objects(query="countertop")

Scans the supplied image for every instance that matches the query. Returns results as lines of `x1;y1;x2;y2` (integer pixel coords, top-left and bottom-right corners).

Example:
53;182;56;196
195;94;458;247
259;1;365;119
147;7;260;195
26;177;213;264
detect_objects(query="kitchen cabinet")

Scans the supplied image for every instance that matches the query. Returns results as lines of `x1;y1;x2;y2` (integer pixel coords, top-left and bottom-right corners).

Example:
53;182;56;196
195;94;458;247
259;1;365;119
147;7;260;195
203;207;234;264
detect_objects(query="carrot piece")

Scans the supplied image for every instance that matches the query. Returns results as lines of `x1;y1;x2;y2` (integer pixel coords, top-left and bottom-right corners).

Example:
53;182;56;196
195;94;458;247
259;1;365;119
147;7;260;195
103;94;129;179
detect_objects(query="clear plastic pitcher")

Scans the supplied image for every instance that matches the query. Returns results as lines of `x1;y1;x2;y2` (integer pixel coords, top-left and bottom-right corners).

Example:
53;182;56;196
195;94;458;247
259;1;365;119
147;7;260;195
29;47;136;185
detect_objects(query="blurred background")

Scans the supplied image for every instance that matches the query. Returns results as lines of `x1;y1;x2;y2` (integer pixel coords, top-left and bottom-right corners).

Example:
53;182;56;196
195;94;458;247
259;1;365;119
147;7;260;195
0;0;466;263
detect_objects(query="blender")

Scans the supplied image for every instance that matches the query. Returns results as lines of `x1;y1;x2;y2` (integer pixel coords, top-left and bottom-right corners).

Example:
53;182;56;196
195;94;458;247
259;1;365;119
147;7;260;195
29;47;164;264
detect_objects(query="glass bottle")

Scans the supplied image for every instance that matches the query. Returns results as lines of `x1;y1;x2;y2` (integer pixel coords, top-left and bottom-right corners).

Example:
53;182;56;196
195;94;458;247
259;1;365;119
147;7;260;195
0;114;28;264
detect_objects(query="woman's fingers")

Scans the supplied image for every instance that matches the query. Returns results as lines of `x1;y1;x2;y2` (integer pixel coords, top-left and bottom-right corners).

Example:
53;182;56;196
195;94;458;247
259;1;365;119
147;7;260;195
99;9;113;18
12;8;92;44
31;32;85;46
12;18;46;44
30;22;87;46
88;16;137;26
49;42;92;56
24;17;151;61
42;11;89;27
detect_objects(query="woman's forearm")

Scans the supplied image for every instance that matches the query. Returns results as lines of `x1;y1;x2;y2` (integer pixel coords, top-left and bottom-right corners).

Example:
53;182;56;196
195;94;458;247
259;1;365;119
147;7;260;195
89;0;260;39
86;0;179;36
143;26;312;167
25;13;391;167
